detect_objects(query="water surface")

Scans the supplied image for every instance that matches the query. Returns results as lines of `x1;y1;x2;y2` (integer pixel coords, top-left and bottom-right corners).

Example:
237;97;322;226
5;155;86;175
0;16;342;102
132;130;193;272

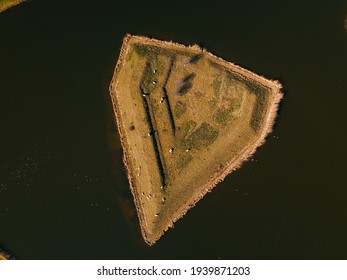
0;0;346;259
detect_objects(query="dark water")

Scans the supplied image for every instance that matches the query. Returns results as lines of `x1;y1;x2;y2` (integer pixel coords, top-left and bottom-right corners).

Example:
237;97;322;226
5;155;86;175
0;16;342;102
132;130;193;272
0;0;346;259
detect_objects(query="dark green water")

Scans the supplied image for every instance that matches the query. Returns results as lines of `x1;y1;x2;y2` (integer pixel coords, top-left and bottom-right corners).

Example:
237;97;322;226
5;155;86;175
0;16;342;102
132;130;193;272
0;0;346;259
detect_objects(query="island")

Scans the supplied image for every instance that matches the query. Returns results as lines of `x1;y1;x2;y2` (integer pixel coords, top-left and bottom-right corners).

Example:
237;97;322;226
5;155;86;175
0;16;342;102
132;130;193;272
0;0;25;13
109;34;283;245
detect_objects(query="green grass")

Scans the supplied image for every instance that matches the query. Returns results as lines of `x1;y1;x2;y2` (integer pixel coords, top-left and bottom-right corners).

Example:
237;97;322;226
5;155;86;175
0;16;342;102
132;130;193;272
133;44;151;57
210;74;245;125
183;120;197;135
212;76;223;96
213;92;243;125
176;153;193;170
174;101;187;118
180;122;219;150
140;57;164;94
133;44;162;57
214;108;232;124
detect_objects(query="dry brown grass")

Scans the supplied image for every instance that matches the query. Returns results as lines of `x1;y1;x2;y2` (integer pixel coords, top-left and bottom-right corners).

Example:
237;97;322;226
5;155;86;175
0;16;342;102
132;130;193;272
109;34;282;245
0;0;25;13
0;251;10;260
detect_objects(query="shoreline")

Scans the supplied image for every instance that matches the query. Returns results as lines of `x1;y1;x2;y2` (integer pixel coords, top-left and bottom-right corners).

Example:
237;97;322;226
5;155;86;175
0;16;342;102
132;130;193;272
0;0;25;13
109;34;283;245
0;251;10;260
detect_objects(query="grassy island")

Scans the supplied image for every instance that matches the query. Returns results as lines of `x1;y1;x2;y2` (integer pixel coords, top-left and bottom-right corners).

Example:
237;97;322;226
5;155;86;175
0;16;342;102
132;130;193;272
109;34;282;245
0;0;25;13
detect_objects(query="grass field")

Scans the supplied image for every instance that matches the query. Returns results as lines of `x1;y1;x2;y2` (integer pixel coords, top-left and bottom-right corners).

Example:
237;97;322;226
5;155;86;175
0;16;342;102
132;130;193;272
110;35;282;245
0;0;24;13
